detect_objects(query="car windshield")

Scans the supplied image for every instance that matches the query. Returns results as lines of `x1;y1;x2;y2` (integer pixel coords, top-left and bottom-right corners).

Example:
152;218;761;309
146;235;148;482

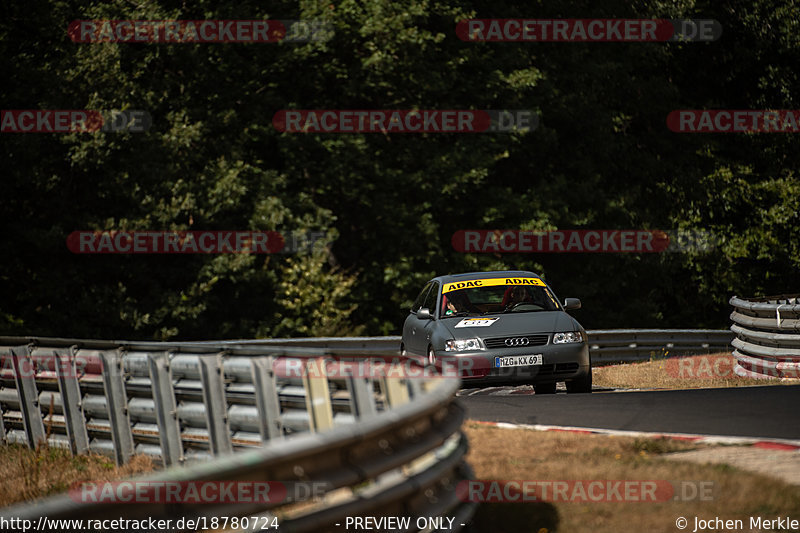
439;278;560;318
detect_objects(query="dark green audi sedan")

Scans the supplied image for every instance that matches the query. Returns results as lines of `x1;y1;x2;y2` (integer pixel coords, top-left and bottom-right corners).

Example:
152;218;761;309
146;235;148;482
400;271;591;393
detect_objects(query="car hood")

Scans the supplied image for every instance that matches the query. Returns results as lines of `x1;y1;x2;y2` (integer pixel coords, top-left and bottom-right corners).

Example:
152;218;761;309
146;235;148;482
439;311;580;338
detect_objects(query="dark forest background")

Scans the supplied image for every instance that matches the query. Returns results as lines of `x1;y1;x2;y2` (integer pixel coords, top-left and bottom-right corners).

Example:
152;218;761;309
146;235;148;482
1;0;798;340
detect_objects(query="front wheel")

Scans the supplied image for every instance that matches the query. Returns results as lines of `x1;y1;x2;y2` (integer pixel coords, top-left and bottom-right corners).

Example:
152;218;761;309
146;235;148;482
427;346;437;368
566;368;592;393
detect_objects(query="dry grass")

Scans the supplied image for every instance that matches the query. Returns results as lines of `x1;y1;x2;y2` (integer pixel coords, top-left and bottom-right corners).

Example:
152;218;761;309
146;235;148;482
593;352;798;390
464;424;800;533
0;444;154;507
2;426;797;533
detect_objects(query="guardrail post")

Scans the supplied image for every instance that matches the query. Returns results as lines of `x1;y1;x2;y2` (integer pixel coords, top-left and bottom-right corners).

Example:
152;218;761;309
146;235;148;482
303;358;333;432
250;357;283;441
148;351;184;466
406;378;423;399
345;374;377;419
197;353;233;455
0;401;5;444
11;346;46;449
380;375;410;407
99;349;134;465
55;347;90;455
0;365;7;444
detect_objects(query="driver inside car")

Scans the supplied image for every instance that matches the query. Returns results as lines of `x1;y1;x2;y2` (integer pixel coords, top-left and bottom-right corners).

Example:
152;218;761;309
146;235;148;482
502;286;532;309
443;290;479;316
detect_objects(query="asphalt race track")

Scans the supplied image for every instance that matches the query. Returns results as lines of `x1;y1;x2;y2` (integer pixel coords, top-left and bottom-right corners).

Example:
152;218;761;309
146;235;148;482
459;385;800;440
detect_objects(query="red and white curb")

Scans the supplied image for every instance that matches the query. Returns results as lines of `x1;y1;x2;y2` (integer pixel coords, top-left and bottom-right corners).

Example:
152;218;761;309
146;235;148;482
470;420;800;451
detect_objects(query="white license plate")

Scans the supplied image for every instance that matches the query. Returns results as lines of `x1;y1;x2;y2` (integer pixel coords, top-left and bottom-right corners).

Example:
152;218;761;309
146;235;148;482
495;354;543;368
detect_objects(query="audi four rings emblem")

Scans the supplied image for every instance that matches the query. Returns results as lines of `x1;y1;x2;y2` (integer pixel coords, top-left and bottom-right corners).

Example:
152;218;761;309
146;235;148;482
504;337;530;346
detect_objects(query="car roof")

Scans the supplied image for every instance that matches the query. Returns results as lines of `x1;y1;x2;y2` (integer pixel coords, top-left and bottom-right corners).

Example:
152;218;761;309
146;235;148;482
432;270;542;284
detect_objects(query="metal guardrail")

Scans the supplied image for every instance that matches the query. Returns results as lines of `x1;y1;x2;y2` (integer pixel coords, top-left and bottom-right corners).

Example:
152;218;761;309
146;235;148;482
177;329;733;364
586;329;733;364
0;328;736;530
0;330;735;447
730;295;800;379
0;340;464;463
0;330;732;459
0;339;474;531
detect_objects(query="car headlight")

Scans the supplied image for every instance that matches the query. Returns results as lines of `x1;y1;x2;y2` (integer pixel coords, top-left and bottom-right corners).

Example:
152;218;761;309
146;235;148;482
445;338;483;351
553;331;583;344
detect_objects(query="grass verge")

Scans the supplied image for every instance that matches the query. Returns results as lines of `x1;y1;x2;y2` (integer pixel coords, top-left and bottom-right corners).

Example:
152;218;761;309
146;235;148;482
592;352;798;390
1;427;797;533
464;423;800;533
0;444;154;508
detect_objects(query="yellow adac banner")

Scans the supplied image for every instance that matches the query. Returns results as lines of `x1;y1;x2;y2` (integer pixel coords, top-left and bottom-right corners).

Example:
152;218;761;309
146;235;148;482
442;277;546;293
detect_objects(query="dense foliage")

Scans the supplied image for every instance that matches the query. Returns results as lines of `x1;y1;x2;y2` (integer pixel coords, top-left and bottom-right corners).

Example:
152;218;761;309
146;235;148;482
2;0;798;339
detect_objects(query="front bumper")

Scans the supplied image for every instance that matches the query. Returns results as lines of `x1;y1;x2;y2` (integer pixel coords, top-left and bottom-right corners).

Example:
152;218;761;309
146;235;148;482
434;341;590;384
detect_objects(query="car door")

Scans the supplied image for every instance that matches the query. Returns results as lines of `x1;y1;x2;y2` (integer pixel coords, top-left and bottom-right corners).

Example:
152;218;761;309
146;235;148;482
403;281;433;357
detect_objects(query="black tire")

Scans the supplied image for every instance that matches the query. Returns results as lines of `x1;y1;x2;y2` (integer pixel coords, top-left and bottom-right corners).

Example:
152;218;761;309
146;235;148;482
566;368;592;393
427;346;437;369
534;382;557;394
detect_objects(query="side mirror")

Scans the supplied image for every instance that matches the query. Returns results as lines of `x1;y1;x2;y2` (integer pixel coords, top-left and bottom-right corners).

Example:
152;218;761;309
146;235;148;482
417;308;432;320
563;298;581;310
